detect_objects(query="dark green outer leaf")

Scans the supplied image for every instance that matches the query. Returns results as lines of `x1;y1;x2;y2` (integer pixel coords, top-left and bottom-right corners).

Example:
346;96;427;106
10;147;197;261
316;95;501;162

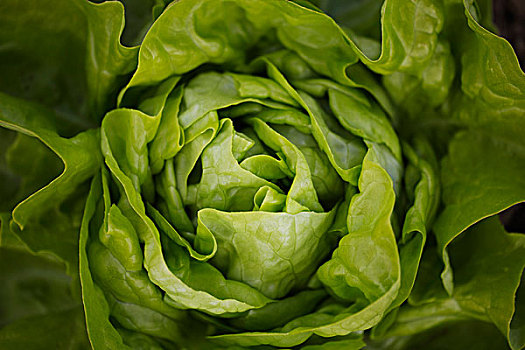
0;92;101;270
433;131;525;296
375;217;525;350
0;0;138;132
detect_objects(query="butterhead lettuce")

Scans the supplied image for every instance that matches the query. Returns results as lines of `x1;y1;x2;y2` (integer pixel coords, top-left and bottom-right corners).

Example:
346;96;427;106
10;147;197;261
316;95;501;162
0;0;524;349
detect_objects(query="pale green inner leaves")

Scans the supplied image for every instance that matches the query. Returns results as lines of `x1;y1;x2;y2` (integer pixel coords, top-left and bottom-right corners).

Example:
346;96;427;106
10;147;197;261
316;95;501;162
93;42;405;346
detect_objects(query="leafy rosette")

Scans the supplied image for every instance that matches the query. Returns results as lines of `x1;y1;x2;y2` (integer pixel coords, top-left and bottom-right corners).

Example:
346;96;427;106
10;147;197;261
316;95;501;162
0;0;524;349
83;2;411;348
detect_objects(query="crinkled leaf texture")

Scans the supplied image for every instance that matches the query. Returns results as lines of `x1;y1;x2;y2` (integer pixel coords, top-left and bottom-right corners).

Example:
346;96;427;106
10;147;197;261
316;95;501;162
0;0;524;349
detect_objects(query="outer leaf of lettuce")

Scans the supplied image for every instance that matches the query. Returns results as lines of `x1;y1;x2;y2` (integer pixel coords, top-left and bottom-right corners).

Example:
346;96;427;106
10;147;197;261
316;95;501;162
350;0;445;75
375;217;525;350
455;0;525;143
433;131;525;295
381;0;524;146
1;132;63;213
0;227;89;349
0;92;101;271
368;320;510;350
449;218;525;349
0;0;138;132
316;0;383;38
119;0;361;100
511;275;525;350
0;129;20;212
0;307;89;350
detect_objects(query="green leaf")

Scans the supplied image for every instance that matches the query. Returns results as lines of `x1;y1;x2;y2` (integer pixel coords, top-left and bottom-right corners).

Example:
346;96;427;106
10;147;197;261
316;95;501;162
317;147;400;303
302;335;365;350
119;0;361;100
79;174;131;350
1;132;62;213
453;0;525;143
449;217;525;349
0;92;101;271
0;0;138;131
0;307;89;350
318;0;384;38
389;138;439;310
0;228;89;348
195;208;336;299
376;216;525;350
368;320;510;350
349;0;445;75
434;131;525;295
0;247;76;328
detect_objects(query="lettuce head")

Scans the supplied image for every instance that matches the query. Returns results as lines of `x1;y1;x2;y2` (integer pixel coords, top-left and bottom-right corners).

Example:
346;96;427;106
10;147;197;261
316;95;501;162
0;0;524;349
